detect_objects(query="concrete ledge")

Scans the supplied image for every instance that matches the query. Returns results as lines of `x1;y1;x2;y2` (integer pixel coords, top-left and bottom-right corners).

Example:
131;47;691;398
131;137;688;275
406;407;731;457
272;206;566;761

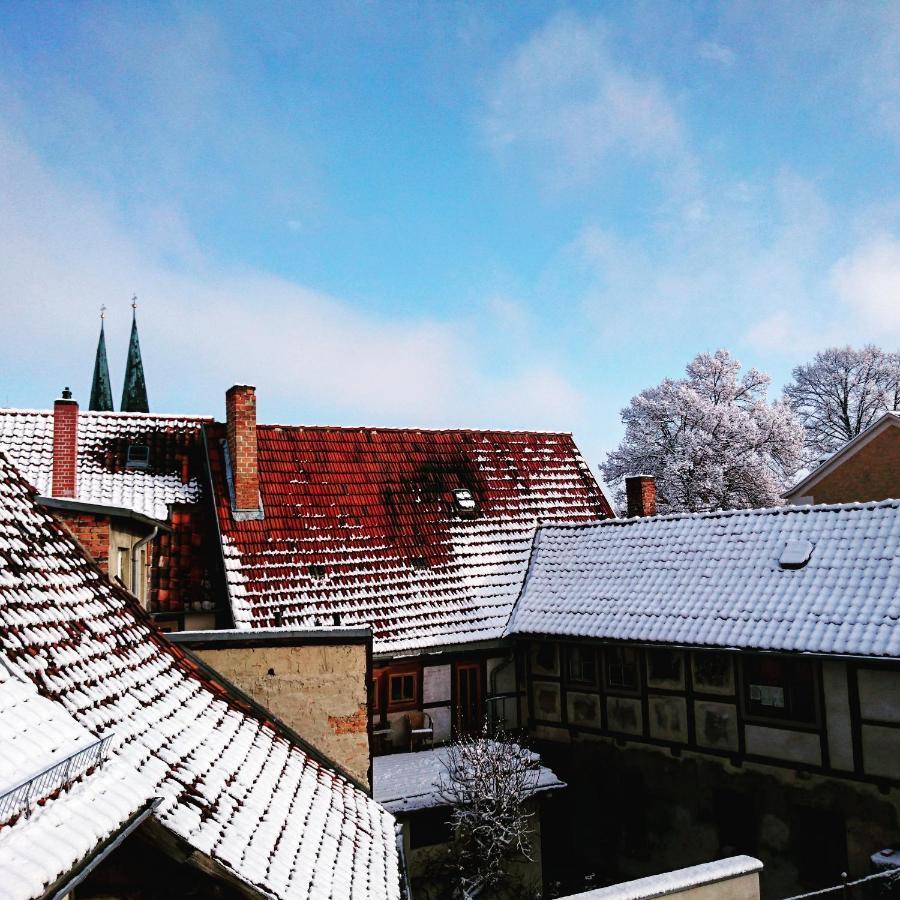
560;856;763;900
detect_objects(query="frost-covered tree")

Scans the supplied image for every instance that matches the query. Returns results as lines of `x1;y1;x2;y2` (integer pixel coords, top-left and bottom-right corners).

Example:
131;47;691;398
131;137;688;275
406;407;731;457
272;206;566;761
437;724;540;897
602;350;804;514
784;345;900;460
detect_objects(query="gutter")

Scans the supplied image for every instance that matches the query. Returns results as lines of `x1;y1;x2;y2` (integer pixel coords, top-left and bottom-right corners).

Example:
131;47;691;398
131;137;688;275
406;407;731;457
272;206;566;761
45;797;161;900
37;496;172;533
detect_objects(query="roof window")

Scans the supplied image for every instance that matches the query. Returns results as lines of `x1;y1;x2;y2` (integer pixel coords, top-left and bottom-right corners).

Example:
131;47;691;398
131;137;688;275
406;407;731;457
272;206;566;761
779;540;814;570
125;444;150;469
452;488;477;512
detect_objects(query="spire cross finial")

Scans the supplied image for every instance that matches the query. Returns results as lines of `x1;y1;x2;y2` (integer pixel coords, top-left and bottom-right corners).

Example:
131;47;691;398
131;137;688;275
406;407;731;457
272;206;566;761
100;304;106;320
131;293;137;311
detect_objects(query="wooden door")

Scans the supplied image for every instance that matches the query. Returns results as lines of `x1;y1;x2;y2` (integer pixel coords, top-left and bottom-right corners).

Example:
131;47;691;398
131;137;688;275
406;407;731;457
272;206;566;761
455;662;482;735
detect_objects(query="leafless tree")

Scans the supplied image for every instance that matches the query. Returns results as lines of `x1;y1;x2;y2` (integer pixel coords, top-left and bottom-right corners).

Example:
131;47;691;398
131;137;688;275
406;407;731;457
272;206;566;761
784;345;900;460
437;723;541;897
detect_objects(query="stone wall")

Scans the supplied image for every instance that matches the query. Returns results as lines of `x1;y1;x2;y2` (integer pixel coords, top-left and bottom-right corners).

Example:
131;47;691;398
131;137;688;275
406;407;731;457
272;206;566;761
193;641;370;787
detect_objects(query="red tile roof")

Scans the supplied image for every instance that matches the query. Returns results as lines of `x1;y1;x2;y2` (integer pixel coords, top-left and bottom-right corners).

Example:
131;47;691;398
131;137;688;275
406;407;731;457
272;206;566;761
0;450;399;899
208;425;612;653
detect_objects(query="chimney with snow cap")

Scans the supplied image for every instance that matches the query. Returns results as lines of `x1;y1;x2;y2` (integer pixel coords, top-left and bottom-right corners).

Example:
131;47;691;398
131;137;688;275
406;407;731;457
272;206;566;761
625;474;656;518
52;388;78;498
225;384;262;519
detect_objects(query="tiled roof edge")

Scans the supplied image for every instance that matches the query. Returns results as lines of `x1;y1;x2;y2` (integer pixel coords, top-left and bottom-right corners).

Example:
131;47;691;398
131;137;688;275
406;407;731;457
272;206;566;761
530;496;900;534
248;422;578;437
502;525;547;638
0;407;213;421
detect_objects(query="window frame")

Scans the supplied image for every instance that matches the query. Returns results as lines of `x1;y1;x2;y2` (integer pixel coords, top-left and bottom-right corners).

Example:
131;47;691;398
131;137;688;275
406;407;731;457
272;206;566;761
604;645;642;696
741;654;819;727
386;668;419;712
565;644;599;687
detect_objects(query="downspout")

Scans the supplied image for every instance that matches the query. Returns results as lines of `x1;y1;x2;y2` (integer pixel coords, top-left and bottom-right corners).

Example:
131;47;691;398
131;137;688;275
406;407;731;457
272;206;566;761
132;526;158;604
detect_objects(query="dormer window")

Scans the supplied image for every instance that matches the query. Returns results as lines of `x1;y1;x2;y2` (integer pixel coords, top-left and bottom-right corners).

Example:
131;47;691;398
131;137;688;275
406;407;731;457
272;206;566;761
452;488;477;512
126;444;150;469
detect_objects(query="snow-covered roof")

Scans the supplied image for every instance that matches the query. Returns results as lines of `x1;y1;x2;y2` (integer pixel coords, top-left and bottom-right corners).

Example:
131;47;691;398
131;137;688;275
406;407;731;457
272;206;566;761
0;451;400;900
0;664;154;900
372;745;565;814
506;500;900;658
0;408;210;521
207;424;611;654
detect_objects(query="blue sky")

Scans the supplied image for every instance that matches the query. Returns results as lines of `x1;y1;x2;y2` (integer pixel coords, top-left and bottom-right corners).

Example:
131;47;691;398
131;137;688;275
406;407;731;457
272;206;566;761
2;2;900;472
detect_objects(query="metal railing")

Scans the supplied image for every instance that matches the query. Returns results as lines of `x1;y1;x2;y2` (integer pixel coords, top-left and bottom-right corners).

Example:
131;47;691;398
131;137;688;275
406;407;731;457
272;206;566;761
0;735;113;826
784;868;900;900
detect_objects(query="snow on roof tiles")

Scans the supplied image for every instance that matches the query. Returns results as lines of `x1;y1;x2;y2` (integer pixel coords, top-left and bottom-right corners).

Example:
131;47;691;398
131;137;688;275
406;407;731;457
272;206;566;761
0;452;400;900
207;425;611;654
0;409;216;616
0;665;153;900
0;408;210;521
506;501;900;658
373;745;565;815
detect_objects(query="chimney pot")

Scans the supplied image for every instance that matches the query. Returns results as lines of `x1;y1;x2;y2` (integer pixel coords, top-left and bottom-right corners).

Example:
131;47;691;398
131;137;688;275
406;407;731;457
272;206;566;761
52;391;79;498
225;384;261;515
625;475;656;518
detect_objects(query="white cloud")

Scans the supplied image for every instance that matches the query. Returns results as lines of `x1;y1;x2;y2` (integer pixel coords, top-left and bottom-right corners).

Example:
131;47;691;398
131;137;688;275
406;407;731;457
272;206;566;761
831;235;900;337
483;12;689;188
697;41;736;66
0;119;584;432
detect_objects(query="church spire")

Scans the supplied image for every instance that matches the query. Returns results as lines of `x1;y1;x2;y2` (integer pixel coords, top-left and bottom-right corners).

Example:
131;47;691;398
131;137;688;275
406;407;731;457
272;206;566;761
121;296;149;413
89;306;114;411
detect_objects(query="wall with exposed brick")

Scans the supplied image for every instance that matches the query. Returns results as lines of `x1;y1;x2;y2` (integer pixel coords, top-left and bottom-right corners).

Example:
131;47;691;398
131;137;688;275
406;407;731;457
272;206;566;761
798;425;900;505
192;642;370;787
225;384;260;512
58;511;111;572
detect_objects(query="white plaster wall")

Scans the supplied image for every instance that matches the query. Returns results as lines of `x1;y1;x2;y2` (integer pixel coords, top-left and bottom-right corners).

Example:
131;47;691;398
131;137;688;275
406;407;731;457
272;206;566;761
857;669;900;724
822;660;855;771
744;725;821;766
861;724;900;779
423;664;451;703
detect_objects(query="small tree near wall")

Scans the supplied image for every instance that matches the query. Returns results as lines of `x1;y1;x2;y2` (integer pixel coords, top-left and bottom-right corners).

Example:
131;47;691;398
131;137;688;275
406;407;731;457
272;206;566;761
437;723;542;898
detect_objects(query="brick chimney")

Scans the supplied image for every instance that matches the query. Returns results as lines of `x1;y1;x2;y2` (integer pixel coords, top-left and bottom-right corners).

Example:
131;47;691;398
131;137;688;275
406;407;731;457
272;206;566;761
226;385;261;516
52;387;78;498
625;475;656;518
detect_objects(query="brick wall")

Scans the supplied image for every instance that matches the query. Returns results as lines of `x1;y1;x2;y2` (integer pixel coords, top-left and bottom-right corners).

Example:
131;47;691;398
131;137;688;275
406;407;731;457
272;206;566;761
59;511;111;572
225;384;259;512
192;642;371;787
803;426;900;504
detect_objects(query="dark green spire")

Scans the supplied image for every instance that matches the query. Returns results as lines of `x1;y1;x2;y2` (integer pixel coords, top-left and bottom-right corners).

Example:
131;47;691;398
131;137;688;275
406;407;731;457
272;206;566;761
121;297;149;413
89;309;114;411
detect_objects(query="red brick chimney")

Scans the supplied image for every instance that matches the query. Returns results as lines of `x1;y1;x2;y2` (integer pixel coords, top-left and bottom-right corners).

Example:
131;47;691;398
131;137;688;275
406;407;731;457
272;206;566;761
226;385;261;515
625;475;656;518
52;387;78;498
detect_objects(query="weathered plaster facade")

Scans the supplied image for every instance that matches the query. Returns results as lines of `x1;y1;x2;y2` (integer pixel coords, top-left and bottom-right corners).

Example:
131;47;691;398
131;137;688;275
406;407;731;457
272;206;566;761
173;631;372;788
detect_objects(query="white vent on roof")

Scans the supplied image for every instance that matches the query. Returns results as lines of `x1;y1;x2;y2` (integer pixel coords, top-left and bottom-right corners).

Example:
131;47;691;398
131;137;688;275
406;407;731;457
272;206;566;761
779;540;814;569
453;488;477;512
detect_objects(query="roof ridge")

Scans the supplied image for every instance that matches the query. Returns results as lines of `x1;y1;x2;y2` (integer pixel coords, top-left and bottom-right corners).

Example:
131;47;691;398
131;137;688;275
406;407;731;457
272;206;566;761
247;422;576;437
0;407;212;421
535;496;900;533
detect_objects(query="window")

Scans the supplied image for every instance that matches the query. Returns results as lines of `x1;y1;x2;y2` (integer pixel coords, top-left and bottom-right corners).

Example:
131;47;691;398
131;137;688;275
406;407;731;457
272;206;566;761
646;649;684;689
307;564;327;579
371;672;382;714
605;646;640;693
452;488;478;513
125;444;150;469
743;656;817;724
388;672;417;708
116;547;131;589
566;645;598;686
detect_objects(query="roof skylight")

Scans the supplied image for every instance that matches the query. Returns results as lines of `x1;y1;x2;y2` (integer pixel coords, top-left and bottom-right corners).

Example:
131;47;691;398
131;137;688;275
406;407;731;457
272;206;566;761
125;444;150;469
452;488;477;512
779;540;814;569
